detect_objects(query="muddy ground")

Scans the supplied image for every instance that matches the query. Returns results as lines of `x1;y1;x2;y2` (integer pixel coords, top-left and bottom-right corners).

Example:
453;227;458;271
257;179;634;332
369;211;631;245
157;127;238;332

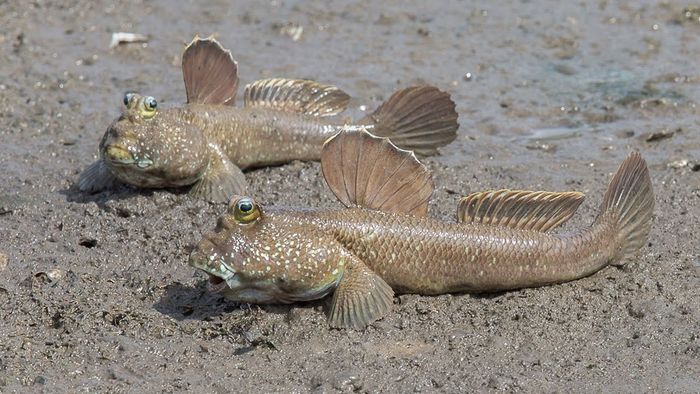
1;0;698;392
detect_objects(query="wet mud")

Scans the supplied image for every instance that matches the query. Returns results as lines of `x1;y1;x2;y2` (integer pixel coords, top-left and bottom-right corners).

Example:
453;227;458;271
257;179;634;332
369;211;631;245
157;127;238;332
0;0;698;392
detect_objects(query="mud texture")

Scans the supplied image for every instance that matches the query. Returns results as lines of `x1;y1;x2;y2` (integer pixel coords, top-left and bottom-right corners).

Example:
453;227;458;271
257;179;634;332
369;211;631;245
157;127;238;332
1;0;699;392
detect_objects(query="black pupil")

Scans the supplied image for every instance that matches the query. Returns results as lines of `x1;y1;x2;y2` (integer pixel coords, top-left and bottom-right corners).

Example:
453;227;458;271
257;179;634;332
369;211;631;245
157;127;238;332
123;94;131;106
145;97;156;109
238;201;253;213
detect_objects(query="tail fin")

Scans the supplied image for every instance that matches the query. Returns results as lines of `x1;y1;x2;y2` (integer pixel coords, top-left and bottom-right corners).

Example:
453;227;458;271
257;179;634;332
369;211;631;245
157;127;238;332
359;86;459;156
598;152;654;259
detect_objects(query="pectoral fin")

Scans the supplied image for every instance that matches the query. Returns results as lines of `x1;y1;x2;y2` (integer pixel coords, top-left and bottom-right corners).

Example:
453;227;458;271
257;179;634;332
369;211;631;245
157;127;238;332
328;258;394;330
182;36;239;105
189;144;247;202
243;78;350;117
457;189;585;232
78;159;119;193
321;128;434;217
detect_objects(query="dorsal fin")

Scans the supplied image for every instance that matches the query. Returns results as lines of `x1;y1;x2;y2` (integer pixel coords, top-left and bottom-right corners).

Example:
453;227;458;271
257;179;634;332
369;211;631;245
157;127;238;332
457;189;585;232
243;78;350;117
182;36;239;106
321;128;433;217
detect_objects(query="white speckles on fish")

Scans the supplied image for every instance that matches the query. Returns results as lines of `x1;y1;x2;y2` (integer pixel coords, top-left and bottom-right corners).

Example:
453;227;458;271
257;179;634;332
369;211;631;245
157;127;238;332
189;129;654;329
78;36;459;202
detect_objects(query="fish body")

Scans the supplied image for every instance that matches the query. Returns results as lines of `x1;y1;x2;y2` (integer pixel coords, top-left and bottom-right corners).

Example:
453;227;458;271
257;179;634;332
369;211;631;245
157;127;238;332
294;208;622;294
190;130;654;329
79;37;459;202
182;104;344;169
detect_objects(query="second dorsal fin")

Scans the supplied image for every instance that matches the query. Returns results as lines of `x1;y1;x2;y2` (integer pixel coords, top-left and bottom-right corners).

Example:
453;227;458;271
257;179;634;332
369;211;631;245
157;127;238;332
457;189;585;232
321;128;434;217
243;78;350;117
182;36;239;106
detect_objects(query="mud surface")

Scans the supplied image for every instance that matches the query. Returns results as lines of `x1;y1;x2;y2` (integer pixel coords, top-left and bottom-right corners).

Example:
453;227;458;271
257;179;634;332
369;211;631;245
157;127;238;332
1;0;699;392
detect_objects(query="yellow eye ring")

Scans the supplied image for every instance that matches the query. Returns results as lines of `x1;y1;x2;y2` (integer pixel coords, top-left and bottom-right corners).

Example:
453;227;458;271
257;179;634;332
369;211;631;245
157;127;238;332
233;197;260;224
140;96;157;119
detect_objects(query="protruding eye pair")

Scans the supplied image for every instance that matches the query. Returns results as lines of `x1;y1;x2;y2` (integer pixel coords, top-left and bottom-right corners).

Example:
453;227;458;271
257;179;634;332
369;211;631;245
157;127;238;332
230;197;260;224
123;93;157;119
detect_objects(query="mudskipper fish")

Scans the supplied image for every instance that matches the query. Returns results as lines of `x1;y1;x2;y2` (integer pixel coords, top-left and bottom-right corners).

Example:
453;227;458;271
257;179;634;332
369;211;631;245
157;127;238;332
189;129;654;329
79;36;459;202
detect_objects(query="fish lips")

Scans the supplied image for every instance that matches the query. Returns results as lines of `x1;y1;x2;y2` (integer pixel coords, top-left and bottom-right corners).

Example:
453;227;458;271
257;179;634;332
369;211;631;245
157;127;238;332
103;144;154;168
189;238;238;294
103;145;135;164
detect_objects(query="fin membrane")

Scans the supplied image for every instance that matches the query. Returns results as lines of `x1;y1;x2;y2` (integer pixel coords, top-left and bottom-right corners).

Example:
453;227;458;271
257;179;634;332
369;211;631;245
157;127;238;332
78;159;119;193
599;152;654;258
328;259;394;330
182;36;239;106
189;144;247;202
360;86;459;156
457;189;585;232
321;128;434;217
243;78;350;117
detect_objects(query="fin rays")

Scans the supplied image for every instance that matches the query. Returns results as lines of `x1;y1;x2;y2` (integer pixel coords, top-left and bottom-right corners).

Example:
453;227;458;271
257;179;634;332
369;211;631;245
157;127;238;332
458;190;585;232
321;129;434;217
243;78;350;117
182;36;239;106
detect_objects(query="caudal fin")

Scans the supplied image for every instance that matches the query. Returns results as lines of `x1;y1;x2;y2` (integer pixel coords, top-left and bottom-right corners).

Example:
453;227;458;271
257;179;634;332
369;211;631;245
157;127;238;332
359;86;459;156
598;152;654;259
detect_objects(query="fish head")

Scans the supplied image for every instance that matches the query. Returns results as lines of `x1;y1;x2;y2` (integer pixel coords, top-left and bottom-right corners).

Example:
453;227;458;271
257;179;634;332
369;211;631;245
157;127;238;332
99;93;209;188
189;195;342;304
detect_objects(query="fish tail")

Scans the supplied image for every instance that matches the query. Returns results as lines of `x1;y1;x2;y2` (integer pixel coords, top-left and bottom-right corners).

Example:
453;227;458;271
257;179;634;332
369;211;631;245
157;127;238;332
359;86;459;156
597;152;654;260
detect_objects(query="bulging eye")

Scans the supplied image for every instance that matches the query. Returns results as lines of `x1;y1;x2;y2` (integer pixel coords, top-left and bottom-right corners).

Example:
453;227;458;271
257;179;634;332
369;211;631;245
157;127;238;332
123;92;135;107
238;200;253;213
144;96;157;110
233;197;260;224
140;96;158;119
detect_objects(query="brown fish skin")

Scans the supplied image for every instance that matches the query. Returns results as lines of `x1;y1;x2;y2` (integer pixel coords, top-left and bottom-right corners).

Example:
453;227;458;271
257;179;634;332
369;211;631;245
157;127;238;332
78;37;459;202
183;104;345;170
193;199;635;299
189;131;654;329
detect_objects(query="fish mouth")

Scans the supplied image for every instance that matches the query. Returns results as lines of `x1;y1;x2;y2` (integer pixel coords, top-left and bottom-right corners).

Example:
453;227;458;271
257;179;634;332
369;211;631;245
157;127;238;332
103;145;135;164
190;238;238;294
207;274;228;293
103;145;155;168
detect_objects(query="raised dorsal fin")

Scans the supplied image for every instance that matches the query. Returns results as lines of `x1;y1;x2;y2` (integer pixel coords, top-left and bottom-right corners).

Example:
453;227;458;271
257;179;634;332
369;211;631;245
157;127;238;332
182;36;239;105
321;128;433;217
457;189;585;232
243;78;350;117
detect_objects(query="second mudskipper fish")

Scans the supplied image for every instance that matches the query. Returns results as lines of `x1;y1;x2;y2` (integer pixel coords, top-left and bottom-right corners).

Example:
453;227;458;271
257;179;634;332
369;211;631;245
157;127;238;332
79;36;459;202
189;129;654;329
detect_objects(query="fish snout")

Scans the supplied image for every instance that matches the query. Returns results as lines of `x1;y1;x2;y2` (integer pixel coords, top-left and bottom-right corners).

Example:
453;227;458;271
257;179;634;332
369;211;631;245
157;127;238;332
190;237;238;294
103;145;134;164
189;237;217;270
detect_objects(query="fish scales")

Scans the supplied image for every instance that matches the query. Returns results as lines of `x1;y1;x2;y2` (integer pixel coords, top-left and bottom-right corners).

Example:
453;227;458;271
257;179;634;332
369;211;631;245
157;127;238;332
187;105;337;169
79;36;459;202
189;129;654;329
258;208;619;295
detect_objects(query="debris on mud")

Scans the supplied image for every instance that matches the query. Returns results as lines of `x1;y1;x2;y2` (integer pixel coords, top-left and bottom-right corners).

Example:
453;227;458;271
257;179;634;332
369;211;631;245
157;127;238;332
109;32;148;49
644;127;680;142
682;7;700;23
275;22;304;41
